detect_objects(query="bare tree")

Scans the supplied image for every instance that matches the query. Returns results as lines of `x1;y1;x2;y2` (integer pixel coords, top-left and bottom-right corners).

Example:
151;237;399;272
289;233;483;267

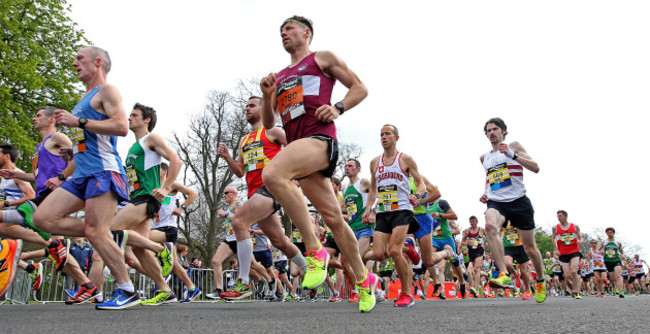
172;90;249;262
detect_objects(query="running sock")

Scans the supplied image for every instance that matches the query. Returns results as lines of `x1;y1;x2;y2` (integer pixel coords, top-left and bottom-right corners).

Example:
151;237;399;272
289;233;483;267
82;282;95;290
25;263;35;273
2;210;23;223
290;253;308;272
236;238;253;285
117;282;135;293
189;286;196;291
97;291;104;302
434;283;441;291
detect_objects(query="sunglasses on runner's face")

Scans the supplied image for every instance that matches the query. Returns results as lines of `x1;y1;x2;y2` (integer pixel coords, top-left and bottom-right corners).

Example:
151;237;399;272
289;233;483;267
224;191;233;195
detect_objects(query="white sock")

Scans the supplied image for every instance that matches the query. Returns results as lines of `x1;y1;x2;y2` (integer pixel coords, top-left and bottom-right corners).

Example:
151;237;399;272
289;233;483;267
117;282;134;293
237;239;253;285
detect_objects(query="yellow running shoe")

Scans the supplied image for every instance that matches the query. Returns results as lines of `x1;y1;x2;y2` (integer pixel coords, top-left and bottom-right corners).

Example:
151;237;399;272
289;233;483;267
357;271;378;313
302;245;329;289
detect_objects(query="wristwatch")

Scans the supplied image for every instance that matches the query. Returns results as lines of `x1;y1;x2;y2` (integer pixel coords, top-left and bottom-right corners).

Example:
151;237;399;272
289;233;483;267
57;173;66;181
78;117;88;129
512;152;519;160
334;102;345;115
180;204;187;210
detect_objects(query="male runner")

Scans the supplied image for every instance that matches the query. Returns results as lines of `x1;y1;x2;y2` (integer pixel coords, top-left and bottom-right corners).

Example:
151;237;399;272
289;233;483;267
462;216;486;296
599;227;625;298
552;210;583;299
32;46;139;310
260;15;377;312
501;221;532;299
0;109;105;303
215;96;306;300
363;124;424;307
428;198;465;298
632;254;648;294
152;162;201;302
479;117;546;303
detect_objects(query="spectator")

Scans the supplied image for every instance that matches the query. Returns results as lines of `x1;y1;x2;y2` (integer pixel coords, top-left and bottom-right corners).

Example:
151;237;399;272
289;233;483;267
65;238;93;298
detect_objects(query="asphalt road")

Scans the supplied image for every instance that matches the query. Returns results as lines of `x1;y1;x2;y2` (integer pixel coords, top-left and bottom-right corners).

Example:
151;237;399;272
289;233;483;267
1;295;647;333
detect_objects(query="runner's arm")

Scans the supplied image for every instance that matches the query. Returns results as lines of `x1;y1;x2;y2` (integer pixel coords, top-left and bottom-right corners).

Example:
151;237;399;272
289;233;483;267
315;51;367;116
8;177;35;207
266;126;288;146
508;141;539;173
148;133;183;198
55;84;128;136
218;142;245;178
0;169;35;183
260;73;279;130
362;158;379;224
170;182;197;216
418;176;440;206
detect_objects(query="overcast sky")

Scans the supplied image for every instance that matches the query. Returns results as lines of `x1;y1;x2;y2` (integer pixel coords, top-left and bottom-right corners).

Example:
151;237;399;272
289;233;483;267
67;0;650;257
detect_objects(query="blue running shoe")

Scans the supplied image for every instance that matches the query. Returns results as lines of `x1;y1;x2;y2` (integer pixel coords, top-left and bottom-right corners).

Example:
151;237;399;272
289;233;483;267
95;289;140;310
65;289;78;298
181;287;202;303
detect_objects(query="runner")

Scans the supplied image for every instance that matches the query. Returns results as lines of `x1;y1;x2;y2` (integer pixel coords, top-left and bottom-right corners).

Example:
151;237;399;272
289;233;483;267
428;198;466;299
215;96;306;300
501;221;532;299
598;227;625;298
30;46;140;310
462;216;486;297
260;15;376;312
479;117;547;303
0;109;102;303
363;124;424;307
552;210;583;299
632;254;648;294
151;162;201;302
587;239;607;297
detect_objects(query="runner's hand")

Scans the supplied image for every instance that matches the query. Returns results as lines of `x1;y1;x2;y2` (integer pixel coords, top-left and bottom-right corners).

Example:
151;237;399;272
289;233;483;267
59;147;74;162
260;73;277;96
314;104;339;123
217;143;230;158
0;169;17;179
172;208;184;216
152;188;168;201
45;177;64;190
479;194;488;203
54;109;78;128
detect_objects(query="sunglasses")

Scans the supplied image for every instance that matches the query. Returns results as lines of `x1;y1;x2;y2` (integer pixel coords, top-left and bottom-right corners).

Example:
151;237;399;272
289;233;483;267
224;191;233;195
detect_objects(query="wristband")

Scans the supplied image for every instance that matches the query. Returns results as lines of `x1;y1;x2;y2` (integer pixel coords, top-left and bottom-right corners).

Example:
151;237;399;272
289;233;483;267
505;150;516;159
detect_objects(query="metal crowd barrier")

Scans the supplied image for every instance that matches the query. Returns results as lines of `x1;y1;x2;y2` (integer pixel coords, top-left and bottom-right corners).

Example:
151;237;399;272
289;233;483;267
3;261;340;304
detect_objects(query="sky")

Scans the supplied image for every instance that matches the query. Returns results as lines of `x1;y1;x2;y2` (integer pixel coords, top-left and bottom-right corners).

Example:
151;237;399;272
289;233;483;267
66;0;650;257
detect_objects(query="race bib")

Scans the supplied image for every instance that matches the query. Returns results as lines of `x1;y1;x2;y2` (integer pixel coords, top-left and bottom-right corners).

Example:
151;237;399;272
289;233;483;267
506;230;521;246
71;127;87;154
292;229;303;243
606;249;616;258
273;250;280;261
469;238;479;249
242;141;266;172
433;220;442;236
487;163;511;191
346;202;358;220
559;233;575;245
378;185;399;211
593;260;603;267
125;164;139;193
225;221;234;236
250;232;257;248
277;77;305;123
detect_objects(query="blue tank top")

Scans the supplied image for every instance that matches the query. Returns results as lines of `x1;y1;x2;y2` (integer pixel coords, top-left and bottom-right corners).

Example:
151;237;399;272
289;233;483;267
33;133;68;197
70;87;126;178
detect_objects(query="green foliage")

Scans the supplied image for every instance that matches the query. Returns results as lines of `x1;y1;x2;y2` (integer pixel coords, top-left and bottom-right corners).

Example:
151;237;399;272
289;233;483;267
534;227;554;256
0;0;87;171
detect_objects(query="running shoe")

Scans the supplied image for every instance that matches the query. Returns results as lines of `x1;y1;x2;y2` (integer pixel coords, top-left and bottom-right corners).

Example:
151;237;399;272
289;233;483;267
358;272;378;312
403;237;420;264
206;288;223;300
329;291;341;302
436;289;447;300
573;292;582;300
488;271;512;289
460;285;467;299
521;291;531;300
283;293;294;302
268;278;277;297
156;242;174;277
142;290;177;305
95;289;140;310
348;291;360;303
111;230;128;254
28;262;43;291
302;245;329;289
65;284;99;304
394;292;415;307
48;238;69;271
534;280;547;303
0;239;22;298
514;274;522;289
618;293;625;298
180;287;202;303
469;287;479;298
18;201;50;241
219;279;252;300
376;289;386;303
443;245;460;267
599;293;605;298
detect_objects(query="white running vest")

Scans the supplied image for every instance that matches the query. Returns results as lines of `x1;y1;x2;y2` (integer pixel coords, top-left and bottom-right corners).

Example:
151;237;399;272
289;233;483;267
375;152;412;213
482;150;526;202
